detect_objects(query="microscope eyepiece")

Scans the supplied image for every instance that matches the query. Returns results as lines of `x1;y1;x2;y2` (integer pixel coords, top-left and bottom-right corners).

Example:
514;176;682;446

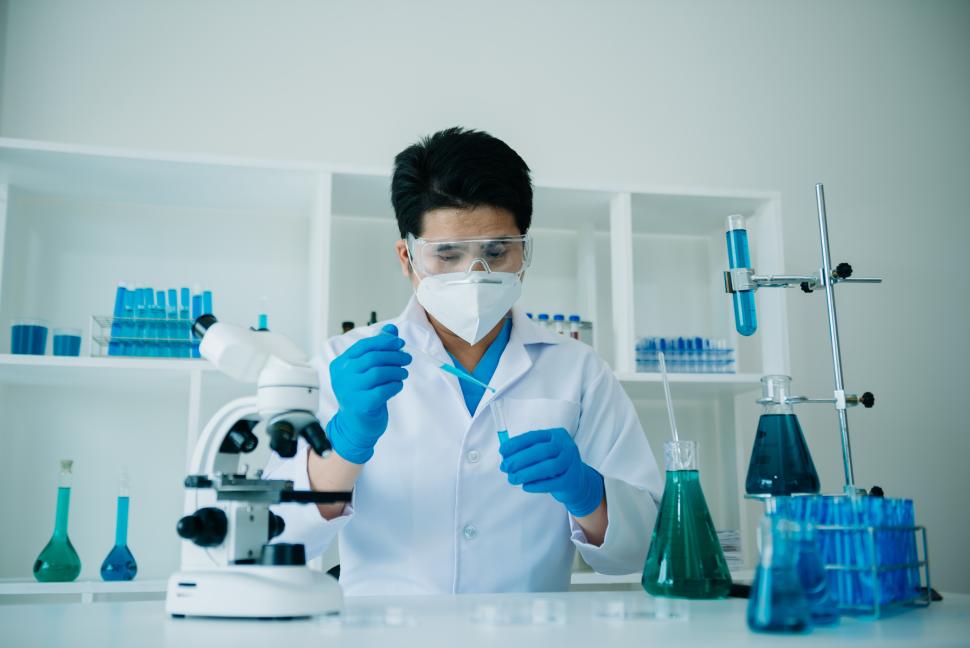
193;314;218;339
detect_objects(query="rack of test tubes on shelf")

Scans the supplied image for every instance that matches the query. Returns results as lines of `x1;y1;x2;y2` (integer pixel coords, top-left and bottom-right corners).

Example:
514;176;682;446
635;336;735;374
89;284;214;359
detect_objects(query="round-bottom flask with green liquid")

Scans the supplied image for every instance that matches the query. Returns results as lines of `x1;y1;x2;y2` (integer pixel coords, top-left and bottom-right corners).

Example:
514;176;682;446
642;440;732;599
33;459;82;582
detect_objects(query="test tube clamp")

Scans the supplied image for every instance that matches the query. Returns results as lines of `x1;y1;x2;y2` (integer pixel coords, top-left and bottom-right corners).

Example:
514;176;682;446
724;184;881;495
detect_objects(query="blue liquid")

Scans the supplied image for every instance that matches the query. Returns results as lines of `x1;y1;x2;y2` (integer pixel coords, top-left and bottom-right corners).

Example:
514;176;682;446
439;363;495;393
795;539;840;625
11;324;48;354
726;228;757;336
497;430;509;445
100;495;137;581
190;294;202;358
747;565;811;633
53;334;82;356
745;414;820;496
109;285;127;356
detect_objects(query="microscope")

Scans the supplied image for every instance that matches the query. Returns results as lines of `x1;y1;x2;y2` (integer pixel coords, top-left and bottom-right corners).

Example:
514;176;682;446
165;314;351;619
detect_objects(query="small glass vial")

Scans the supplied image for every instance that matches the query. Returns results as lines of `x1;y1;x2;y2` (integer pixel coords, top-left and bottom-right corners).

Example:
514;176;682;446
568;315;581;340
552;314;565;335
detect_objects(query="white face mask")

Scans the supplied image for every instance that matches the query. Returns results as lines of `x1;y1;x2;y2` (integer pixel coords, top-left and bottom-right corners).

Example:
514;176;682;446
415;271;521;345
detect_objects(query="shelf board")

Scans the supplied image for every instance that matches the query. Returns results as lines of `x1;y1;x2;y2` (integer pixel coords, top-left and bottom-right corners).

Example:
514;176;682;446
0;137;322;211
616;371;763;399
0;578;168;596
0;354;217;390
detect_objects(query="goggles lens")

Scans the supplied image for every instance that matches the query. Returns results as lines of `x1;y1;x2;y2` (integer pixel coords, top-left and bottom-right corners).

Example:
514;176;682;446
408;234;532;276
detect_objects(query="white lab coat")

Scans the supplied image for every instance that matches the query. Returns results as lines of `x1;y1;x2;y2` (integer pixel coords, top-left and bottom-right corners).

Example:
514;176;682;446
265;297;663;596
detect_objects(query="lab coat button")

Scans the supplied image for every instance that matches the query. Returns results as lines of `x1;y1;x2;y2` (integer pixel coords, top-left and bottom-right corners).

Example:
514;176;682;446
462;524;478;540
467;450;481;463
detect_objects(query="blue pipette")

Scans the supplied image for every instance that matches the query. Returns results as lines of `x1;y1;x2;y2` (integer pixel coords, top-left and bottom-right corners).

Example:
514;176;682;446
407;345;496;394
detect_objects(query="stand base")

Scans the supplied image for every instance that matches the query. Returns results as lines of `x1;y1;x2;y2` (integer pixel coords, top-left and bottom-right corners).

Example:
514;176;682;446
165;565;342;619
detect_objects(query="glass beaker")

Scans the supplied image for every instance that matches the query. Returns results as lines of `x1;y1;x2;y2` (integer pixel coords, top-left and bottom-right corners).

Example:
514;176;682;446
745;375;820;496
748;515;811;633
642;440;732;599
34;460;82;582
100;470;138;581
792;519;839;625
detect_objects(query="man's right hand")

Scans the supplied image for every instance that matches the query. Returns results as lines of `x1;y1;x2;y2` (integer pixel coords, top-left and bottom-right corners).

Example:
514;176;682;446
326;323;411;464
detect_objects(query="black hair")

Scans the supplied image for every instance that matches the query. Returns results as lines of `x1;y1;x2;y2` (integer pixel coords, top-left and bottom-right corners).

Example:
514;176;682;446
390;127;533;239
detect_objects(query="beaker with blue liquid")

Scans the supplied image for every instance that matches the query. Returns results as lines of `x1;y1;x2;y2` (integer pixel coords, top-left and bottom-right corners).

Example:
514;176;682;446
11;318;48;355
745;375;820;497
748;515;811;633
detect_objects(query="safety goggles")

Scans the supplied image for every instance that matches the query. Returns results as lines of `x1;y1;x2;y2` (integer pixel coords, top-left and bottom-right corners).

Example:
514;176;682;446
406;233;533;277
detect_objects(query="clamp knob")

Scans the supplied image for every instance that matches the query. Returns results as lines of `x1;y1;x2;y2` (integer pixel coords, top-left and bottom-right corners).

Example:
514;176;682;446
860;391;875;408
835;262;853;279
800;281;814;293
176;507;227;547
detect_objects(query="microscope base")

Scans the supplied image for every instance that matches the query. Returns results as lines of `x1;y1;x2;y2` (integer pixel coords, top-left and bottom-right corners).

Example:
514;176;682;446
165;565;342;619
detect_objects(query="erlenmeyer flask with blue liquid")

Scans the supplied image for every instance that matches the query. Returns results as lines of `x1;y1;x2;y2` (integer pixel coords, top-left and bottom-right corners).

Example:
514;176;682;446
746;375;820;496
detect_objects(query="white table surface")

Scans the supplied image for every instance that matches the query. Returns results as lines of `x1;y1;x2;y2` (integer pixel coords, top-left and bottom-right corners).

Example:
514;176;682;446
2;590;967;648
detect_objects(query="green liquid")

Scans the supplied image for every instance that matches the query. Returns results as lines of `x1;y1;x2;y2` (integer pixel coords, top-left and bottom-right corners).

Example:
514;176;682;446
33;487;82;582
642;470;732;599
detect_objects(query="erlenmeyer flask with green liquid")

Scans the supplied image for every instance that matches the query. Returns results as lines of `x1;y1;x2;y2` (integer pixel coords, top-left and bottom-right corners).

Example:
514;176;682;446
33;459;82;582
642;440;732;599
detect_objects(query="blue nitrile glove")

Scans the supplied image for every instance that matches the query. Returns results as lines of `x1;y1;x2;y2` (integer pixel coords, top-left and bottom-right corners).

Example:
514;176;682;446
499;428;605;518
326;324;411;464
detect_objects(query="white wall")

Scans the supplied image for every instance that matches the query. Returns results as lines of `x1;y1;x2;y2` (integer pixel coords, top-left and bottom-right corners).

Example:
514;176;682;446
2;0;968;592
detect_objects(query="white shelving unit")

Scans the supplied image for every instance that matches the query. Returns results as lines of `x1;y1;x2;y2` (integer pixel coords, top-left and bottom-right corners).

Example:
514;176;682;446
0;137;788;586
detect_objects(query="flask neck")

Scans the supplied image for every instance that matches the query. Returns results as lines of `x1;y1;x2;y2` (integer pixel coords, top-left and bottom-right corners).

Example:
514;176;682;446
53;487;71;539
115;495;130;546
762;402;794;416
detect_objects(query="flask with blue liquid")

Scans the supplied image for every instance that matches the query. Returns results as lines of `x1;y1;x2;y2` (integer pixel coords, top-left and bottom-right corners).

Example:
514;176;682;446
100;469;138;581
745;375;820;496
748;515;811;633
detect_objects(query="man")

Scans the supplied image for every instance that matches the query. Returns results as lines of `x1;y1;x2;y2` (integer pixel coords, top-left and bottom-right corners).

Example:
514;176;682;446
267;127;662;595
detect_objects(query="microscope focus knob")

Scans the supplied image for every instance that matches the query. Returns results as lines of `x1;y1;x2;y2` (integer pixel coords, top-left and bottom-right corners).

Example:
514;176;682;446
835;262;853;279
259;542;306;566
860;391;875;408
268;512;286;540
176;507;228;547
